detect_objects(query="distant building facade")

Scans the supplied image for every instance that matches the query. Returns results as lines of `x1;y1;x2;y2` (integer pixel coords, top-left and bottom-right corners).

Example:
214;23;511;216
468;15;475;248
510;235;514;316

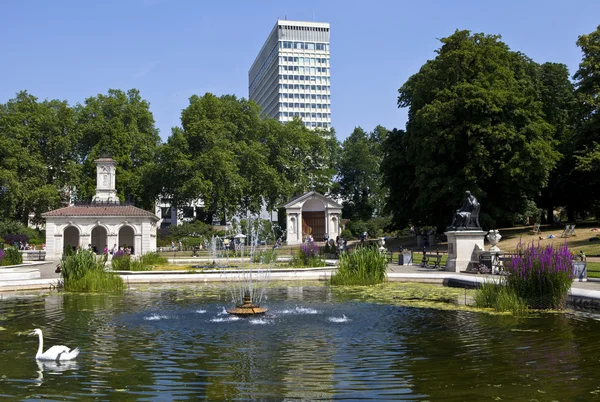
249;19;331;130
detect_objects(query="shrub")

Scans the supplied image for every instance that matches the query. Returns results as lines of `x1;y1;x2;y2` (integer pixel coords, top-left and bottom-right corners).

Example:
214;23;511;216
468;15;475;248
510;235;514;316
331;247;388;286
504;242;573;309
252;249;277;264
139;252;168;266
340;229;353;240
0;247;23;266
110;250;131;271
348;220;369;238
112;252;167;271
61;250;124;292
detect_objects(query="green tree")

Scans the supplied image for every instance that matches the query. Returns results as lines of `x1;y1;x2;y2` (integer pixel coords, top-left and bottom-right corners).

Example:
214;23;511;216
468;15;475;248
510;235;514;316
337;126;387;221
0;91;79;224
74;89;160;209
572;25;600;219
381;128;418;228
155;93;336;223
395;30;561;228
535;63;576;223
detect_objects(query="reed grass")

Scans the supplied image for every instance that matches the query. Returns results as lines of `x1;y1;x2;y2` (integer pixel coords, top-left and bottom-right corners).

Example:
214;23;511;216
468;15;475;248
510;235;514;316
331;247;388;286
475;280;529;315
61;251;124;292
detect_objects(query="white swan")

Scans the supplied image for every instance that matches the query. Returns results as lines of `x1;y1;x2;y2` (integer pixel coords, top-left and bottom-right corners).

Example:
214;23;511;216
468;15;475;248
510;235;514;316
30;328;80;361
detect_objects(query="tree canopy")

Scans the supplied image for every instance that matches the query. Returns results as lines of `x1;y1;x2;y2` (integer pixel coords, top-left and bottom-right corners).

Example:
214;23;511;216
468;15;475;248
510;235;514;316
154;93;337;223
337;126;387;221
390;30;562;228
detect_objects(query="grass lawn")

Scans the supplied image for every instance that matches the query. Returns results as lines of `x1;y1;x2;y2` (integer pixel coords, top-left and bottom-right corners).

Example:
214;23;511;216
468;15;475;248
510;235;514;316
585;261;600;278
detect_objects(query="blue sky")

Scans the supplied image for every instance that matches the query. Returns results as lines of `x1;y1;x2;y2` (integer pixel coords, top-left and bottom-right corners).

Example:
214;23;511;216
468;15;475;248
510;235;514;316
2;0;599;142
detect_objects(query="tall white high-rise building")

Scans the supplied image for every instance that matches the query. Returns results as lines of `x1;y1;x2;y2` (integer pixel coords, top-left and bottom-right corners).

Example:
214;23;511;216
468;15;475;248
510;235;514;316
249;20;331;129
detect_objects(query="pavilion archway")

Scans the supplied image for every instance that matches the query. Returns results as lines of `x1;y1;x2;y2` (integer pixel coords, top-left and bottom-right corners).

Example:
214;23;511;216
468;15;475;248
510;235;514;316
91;226;108;255
63;226;80;253
118;226;135;253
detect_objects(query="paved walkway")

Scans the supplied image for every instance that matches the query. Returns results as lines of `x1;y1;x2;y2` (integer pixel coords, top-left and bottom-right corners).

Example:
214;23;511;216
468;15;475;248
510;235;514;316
2;261;600;309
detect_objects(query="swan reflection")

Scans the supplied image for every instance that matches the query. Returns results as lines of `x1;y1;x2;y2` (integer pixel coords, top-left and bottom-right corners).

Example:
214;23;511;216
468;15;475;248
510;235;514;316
35;360;79;384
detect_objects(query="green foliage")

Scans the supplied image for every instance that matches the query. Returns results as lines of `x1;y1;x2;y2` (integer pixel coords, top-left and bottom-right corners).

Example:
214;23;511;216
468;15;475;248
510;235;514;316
389;30;563;229
0;89;159;223
139;252;168;266
504;242;573;309
252;249;277;264
110;253;132;271
331;247;388;286
169;220;214;239
0;220;44;245
112;252;165;271
0;92;79;224
337;126;388;221
340;229;353;240
475;280;529;315
75;89;161;209
0;247;22;266
61;251;124;292
64;268;126;293
569;25;600;217
153;93;337;221
348;217;391;239
290;242;326;267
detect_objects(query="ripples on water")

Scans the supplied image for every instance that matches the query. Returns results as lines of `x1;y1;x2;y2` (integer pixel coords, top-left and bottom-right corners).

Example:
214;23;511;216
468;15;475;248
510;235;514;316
2;285;600;400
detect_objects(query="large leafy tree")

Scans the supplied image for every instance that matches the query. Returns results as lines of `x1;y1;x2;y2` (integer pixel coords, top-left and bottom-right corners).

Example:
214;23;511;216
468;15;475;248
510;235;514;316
571;25;600;218
74;89;161;209
337;126;387;220
0;91;79;224
535;62;576;223
394;30;561;228
381;128;417;227
155;93;336;223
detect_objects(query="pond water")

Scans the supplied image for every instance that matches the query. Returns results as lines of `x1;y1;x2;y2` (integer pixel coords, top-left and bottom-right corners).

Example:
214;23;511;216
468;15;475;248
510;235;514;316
1;283;600;401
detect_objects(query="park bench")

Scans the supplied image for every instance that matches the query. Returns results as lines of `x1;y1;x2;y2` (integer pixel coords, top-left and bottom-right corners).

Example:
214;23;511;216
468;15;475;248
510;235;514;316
421;248;444;269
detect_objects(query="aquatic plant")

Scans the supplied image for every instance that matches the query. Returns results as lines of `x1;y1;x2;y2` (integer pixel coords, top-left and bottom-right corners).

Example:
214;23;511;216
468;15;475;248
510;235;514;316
505;242;573;309
475;279;529;315
331;247;388;286
477;242;574;311
61;250;124;292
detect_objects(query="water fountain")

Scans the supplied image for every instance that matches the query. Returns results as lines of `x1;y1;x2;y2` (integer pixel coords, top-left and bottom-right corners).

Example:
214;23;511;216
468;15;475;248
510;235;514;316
208;216;274;316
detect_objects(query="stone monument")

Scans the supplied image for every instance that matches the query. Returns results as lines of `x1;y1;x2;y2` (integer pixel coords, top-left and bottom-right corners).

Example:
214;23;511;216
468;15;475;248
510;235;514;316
444;191;486;272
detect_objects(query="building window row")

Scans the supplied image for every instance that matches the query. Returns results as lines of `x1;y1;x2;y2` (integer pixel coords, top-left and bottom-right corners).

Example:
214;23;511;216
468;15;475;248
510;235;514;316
280;75;330;83
280;56;328;65
280;102;330;110
279;25;329;33
280;41;328;51
282;111;331;119
280;83;330;92
280;65;330;74
280;93;331;100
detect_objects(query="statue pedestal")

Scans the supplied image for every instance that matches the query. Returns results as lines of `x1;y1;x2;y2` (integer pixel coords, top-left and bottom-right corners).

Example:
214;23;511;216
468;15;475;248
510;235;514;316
444;230;486;272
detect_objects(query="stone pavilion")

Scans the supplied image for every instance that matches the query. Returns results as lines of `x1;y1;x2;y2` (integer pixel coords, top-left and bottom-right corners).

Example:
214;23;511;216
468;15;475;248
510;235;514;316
284;191;342;245
42;158;159;260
